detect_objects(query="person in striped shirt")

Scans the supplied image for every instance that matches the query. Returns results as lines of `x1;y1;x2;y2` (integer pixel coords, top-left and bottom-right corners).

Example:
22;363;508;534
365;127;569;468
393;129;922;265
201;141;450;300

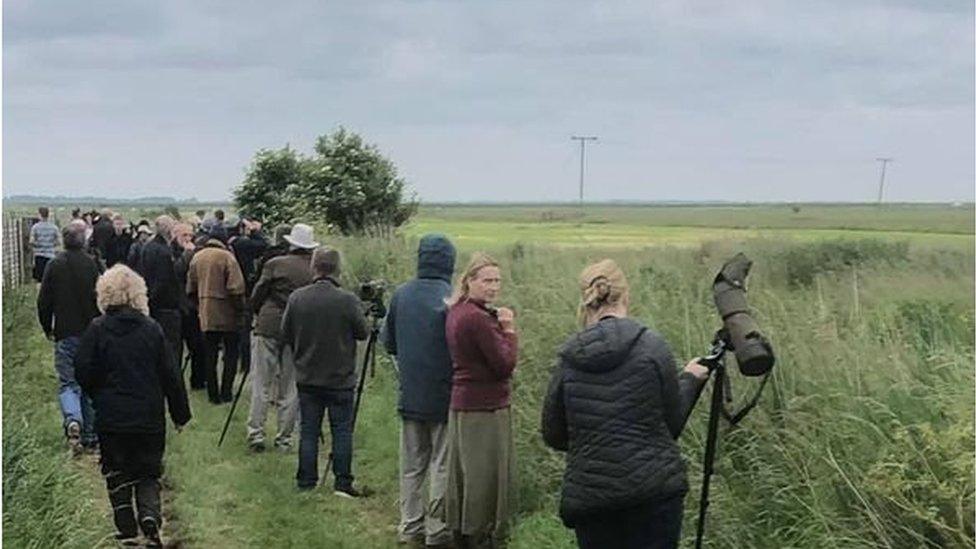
29;206;61;282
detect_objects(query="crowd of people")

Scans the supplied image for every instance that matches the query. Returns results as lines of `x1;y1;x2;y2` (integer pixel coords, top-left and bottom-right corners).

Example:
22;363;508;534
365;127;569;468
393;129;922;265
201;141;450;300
30;205;711;549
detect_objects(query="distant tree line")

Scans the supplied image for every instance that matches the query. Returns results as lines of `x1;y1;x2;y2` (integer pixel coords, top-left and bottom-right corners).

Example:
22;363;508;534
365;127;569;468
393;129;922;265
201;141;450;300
233;127;417;237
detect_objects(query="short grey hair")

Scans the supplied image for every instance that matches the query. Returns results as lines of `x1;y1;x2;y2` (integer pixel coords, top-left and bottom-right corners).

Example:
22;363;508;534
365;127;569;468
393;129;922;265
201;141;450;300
311;246;341;277
63;220;87;250
155;215;175;240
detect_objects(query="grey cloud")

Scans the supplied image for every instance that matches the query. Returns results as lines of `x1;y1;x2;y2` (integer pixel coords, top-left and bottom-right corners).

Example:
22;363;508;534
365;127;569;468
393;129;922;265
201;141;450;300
3;0;972;202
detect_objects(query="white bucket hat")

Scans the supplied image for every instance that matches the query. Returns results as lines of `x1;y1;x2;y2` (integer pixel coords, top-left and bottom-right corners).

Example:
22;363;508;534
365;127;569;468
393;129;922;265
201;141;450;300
282;223;319;249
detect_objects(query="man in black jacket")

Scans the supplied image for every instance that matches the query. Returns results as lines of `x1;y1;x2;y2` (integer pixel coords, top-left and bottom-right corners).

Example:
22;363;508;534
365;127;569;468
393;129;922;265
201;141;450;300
282;247;368;495
138;216;183;372
37;220;102;454
230;218;269;376
75;264;191;547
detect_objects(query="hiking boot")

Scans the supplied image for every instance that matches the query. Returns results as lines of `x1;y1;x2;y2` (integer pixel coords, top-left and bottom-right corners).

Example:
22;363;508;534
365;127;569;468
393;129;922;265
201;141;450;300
65;421;83;456
114;534;140;547
140;516;162;548
397;533;424;546
333;485;369;499
274;440;292;453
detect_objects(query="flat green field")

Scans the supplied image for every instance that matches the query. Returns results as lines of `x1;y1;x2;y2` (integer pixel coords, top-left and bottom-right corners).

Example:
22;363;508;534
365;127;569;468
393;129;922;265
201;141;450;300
408;204;974;249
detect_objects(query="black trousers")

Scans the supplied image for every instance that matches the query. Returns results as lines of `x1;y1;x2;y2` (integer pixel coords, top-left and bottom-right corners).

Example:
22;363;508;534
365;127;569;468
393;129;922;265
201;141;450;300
204;331;240;403
99;432;165;539
181;308;206;389
238;308;252;375
152;308;182;375
32;256;51;282
573;496;684;549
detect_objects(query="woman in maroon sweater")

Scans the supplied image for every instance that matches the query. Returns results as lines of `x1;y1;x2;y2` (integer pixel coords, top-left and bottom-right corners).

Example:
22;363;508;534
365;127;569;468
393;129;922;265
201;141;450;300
444;252;518;548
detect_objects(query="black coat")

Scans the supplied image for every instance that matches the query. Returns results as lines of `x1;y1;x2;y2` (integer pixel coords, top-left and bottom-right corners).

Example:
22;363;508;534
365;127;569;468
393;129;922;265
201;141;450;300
139;235;181;313
105;230;133;268
541;317;705;526
282;278;368;390
91;218;114;259
230;232;269;293
75;307;191;434
36;249;101;340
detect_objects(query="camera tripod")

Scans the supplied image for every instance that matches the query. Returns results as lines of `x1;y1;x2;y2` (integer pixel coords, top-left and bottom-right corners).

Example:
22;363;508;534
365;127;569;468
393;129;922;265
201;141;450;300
321;318;381;485
694;332;772;549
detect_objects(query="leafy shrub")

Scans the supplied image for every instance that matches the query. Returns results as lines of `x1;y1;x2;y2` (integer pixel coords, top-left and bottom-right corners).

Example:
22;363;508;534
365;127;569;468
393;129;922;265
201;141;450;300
776;239;910;287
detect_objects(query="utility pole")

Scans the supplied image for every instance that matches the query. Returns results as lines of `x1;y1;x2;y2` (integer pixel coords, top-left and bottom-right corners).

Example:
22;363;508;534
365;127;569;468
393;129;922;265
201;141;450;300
876;157;893;205
571;135;598;209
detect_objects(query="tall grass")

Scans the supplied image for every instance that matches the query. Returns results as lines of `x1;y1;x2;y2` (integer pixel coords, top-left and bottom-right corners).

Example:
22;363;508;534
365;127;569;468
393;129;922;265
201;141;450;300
2;289;114;548
339;236;975;548
4;236;972;548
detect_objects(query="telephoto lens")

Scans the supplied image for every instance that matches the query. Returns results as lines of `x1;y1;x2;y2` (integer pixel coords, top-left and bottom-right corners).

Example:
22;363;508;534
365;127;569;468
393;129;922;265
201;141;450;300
712;253;775;376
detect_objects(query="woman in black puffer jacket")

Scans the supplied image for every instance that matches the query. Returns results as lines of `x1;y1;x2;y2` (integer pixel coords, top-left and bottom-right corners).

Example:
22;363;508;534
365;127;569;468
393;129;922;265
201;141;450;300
542;259;709;549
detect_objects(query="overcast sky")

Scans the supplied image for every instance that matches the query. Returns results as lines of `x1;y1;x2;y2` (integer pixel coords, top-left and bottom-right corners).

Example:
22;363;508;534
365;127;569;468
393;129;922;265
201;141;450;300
4;1;974;202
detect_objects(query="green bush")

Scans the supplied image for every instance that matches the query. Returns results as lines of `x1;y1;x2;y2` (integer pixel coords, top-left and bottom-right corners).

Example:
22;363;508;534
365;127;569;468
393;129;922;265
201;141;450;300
775;239;910;287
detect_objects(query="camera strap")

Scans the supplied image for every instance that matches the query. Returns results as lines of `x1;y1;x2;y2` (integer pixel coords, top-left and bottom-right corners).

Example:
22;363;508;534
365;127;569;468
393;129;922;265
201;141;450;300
721;369;772;426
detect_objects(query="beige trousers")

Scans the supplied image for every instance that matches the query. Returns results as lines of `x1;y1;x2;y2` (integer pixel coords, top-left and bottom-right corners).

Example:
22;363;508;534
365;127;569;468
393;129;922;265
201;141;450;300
246;335;298;446
400;419;451;545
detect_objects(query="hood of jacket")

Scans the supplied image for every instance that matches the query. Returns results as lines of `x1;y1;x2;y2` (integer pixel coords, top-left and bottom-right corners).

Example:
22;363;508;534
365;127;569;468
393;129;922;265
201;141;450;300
204;238;228;251
101;307;149;337
558;316;646;374
416;234;455;282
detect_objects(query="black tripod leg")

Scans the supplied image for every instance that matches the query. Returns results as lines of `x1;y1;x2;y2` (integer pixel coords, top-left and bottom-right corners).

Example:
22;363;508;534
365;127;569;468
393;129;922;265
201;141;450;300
322;328;377;485
217;367;250;447
695;364;725;549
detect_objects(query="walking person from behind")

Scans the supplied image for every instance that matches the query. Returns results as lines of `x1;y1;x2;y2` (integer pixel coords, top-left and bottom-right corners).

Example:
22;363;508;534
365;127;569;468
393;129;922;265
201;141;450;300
245;224;316;452
382;234;457;548
444;253;518;549
29;206;61;283
173;223;207;390
37;220;102;454
139;215;183;372
541;259;709;549
282;247;368;496
187;234;247;404
75;265;191;547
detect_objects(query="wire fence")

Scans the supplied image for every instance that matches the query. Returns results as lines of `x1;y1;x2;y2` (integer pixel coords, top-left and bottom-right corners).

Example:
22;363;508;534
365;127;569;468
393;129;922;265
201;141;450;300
2;214;34;290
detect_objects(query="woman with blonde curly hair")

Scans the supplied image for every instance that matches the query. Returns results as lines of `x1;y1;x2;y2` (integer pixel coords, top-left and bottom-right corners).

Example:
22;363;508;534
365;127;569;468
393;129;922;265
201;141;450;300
444;252;518;548
541;259;709;549
75;264;191;548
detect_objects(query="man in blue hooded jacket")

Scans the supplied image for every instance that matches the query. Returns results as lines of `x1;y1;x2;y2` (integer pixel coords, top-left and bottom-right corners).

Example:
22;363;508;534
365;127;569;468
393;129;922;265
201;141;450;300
382;234;456;548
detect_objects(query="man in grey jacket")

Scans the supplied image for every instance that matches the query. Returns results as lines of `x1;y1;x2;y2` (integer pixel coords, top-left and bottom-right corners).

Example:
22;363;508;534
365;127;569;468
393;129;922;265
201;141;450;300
382;234;456;547
281;247;368;496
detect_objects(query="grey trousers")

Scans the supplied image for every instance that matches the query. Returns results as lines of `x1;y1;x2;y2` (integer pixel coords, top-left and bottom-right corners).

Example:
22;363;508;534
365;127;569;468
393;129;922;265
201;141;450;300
399;418;450;545
246;335;298;446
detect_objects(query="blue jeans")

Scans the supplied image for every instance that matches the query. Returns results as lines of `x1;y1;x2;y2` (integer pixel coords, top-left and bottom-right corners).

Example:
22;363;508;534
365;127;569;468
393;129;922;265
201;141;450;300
54;337;97;445
296;385;354;490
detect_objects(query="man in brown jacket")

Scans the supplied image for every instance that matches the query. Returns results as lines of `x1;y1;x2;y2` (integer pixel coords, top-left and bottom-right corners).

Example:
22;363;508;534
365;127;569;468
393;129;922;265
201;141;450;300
245;224;317;452
187;238;246;404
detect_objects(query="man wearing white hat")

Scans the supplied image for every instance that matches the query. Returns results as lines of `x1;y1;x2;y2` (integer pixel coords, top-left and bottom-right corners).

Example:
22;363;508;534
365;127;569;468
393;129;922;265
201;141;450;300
245;223;318;452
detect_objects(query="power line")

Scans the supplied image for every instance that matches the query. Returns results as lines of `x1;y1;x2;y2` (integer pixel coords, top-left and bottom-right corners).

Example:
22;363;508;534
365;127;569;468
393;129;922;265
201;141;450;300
571;135;598;208
876;157;894;204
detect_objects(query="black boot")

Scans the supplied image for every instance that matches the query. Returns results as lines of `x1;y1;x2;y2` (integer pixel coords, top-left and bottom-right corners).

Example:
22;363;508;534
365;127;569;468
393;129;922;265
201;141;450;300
105;471;138;541
136;478;163;547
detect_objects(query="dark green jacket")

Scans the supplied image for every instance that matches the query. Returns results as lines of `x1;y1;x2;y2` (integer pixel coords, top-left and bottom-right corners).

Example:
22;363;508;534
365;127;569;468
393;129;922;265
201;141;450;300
250;249;313;340
282;278;368;389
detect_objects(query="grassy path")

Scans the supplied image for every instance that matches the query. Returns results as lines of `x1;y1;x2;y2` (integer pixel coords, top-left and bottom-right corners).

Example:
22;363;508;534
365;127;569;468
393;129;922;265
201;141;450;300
165;359;405;547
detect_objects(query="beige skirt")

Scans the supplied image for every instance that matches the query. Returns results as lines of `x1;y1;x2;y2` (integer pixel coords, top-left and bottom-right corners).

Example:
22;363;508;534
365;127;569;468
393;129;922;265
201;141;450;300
445;408;515;542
